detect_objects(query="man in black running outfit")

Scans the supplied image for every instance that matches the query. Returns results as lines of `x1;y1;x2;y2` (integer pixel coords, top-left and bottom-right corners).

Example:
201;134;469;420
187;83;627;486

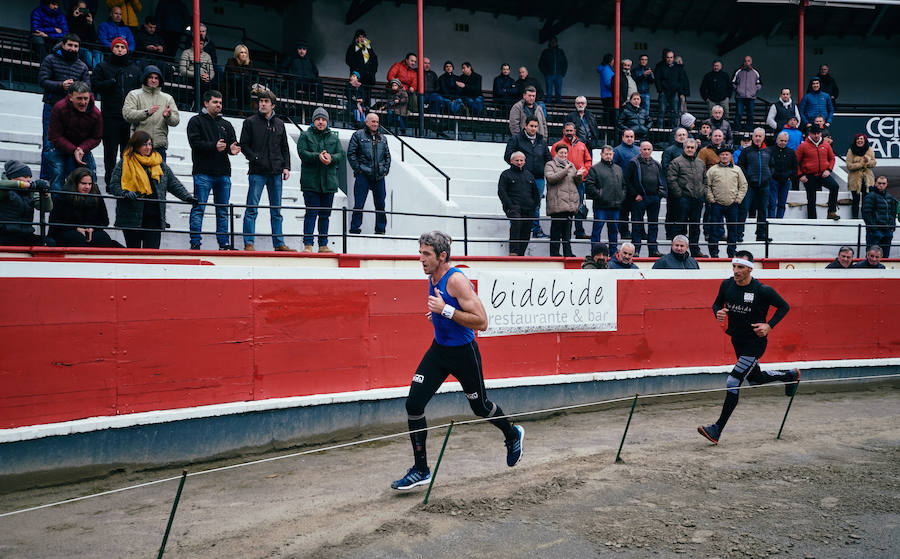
698;250;800;444
392;231;525;490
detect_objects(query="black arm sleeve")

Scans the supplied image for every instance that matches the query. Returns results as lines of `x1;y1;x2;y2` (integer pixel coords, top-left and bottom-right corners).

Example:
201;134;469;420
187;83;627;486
712;280;728;316
763;286;790;328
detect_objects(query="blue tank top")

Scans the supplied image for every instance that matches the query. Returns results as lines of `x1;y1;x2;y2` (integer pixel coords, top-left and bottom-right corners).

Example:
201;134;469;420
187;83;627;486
429;267;476;347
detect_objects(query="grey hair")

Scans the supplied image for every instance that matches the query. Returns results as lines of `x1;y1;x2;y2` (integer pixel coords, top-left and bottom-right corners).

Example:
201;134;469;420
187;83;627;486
509;150;525;159
563;121;576;129
69;81;91;94
753;127;766;135
777;131;789;140
601;144;614;152
684;138;698;148
712;104;723;112
575;95;587;103
620;241;636;252
673;234;689;244
622;58;632;65
867;245;883;256
419;231;452;261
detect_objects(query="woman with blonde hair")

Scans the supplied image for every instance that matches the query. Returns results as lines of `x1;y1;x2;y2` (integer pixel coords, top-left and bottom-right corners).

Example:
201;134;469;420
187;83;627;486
226;44;254;113
227;44;252;68
845;133;876;219
108;130;196;248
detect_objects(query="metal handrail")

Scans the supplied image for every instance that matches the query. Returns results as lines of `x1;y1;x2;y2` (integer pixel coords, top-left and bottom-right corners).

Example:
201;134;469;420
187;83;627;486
377;125;451;201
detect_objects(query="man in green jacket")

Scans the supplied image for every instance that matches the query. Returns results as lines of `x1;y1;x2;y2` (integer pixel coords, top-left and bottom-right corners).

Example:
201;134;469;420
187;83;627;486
297;107;345;252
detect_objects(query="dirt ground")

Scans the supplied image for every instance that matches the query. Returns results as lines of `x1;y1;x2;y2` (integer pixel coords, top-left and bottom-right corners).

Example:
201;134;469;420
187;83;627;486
1;380;898;559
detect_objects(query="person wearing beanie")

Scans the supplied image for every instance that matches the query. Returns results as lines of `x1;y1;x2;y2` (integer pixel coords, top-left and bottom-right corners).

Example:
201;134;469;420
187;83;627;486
92;35;141;186
680;112;696;131
582;242;610;269
97;5;135;51
798;76;833;129
387;78;409;133
239;88;294;251
297;107;345;253
122;64;179;160
0;161;54;246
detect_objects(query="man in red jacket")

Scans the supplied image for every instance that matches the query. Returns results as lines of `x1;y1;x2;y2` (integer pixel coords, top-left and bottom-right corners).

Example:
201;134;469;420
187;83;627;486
551;122;592;239
795;124;839;220
387;52;418;113
46;80;102;194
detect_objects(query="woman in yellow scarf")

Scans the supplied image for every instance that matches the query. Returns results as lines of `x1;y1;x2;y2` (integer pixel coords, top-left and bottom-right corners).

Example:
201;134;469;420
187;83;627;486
108;131;196;248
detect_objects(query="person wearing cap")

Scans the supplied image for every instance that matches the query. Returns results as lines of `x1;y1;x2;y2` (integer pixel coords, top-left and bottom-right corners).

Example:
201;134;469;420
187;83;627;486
46;80;102;193
697;250;798;445
122;64;179;160
297;107;344;253
795;124;839;220
348;112;392;235
186;89;240;250
732;132;752;163
779;115;803;151
282;40;322;103
582;243;610;269
92;35;141;186
239;88;293;251
0;161;54;246
97;5;135;51
345;29;378;86
345;71;370;126
706;144;747;258
798;76;833;130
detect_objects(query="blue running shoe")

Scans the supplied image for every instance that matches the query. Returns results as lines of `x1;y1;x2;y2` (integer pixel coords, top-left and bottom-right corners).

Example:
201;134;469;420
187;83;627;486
785;368;801;397
697;423;720;445
391;466;431;490
506;425;525;467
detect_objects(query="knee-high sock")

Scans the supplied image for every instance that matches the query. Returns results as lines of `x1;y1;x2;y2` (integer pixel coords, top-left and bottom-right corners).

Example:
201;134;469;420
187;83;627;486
408;415;428;471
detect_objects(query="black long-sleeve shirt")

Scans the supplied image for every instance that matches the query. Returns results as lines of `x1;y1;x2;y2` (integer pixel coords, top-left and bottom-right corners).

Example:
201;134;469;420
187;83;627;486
713;277;790;341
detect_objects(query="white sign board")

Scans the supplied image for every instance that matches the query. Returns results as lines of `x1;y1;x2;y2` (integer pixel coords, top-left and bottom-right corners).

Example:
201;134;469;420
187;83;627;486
478;271;617;337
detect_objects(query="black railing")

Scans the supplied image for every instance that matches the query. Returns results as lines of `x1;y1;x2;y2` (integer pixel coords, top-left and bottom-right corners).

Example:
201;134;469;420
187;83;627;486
3;185;893;259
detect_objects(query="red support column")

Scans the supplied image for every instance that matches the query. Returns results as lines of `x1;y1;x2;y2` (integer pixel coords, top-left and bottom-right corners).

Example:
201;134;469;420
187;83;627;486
798;0;806;100
417;0;425;136
613;0;621;109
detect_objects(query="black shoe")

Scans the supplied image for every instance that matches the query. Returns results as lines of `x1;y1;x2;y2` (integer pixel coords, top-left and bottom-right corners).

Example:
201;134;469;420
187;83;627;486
219;245;235;251
189;243;201;250
649;251;663;258
349;229;361;234
575;234;590;240
692;251;709;258
374;230;386;235
697;424;720;445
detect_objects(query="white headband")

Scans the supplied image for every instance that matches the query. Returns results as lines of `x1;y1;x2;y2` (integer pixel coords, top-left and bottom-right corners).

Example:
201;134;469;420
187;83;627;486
732;257;754;269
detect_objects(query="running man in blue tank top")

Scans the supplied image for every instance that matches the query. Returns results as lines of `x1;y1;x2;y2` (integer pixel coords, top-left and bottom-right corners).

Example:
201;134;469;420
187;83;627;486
391;231;525;490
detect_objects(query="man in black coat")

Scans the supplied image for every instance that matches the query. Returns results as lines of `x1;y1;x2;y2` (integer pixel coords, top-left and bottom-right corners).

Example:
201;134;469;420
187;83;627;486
653;49;686;128
282;40;322;103
862;176;897;257
566;96;600;151
700;60;732;118
504;116;551;238
498;151;539;256
91;37;141;187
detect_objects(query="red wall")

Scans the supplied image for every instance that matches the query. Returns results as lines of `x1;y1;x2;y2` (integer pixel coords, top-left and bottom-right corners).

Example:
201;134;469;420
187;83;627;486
1;276;898;429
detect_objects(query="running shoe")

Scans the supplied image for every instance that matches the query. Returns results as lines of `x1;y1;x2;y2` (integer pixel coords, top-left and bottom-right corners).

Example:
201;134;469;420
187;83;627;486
390;466;431;490
697;423;720;445
505;425;525;467
785;368;801;397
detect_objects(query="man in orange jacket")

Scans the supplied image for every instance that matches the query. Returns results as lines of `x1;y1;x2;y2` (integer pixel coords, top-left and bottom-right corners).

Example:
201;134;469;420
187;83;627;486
387;52;418;113
551;122;592;238
795;124;839;220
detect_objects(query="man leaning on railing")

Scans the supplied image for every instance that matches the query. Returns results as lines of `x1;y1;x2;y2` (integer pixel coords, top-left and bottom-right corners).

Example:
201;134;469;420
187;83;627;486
0;161;54;247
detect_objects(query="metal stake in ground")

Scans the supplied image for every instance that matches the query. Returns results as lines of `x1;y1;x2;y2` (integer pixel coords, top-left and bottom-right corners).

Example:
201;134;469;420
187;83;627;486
615;394;639;463
777;378;801;440
157;469;188;559
423;421;454;505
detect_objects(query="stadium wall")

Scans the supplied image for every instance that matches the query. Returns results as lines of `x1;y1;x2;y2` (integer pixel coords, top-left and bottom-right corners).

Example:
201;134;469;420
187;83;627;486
0;261;898;477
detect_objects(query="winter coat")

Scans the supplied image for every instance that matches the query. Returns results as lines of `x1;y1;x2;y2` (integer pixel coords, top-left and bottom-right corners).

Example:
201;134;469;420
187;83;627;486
539;46;568;77
582;256;608;269
91;54;142;116
565;110;600;150
705;117;733;146
297;126;345;194
0;183;52;235
457;72;483;99
505;131;551;179
613;143;639;171
700;70;732;102
509;100;548;138
862;188;898;231
845;147;876;193
795;137;835;177
347;128;391;181
438;73;461;99
134;27;165;54
609;253;638;269
544;158;580;215
38;50;90;105
179;48;215;80
31;3;68;38
584;160;625;210
492;74;516;101
49;192;110;236
617;103;649;137
345;42;378;85
387;61;417;92
497;166;539;217
107;158;193;229
766;99;800;132
732;67;761;99
666;154;707;200
122;79;180;149
653;61;685;95
706;164;747;206
625;156;666;199
283;55;319;81
186;111;238;176
651;252;699;269
698;145;722;170
551;136;592;173
769;145;798;182
798;90;833;125
737;144;774;187
97;19;135;50
514;76;545;100
816;73;839;101
48;95;103;155
387;87;409;116
634;64;654;94
239;112;291;176
780;126;803;151
597;64;614;98
66;11;96;43
106;0;142;27
661;142;684;176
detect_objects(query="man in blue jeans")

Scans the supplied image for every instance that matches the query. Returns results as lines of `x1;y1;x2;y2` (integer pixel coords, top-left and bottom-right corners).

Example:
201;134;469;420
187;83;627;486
239;89;294;251
624;141;666;257
348;112;391;234
186;90;240;250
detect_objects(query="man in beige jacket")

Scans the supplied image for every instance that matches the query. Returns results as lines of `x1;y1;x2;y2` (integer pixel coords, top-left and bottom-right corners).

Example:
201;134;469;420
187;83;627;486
508;86;547;138
706;145;747;258
122;65;180;160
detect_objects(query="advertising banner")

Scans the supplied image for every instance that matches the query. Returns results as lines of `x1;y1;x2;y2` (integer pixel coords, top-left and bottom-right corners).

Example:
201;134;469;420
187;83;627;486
832;113;900;160
477;271;617;336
